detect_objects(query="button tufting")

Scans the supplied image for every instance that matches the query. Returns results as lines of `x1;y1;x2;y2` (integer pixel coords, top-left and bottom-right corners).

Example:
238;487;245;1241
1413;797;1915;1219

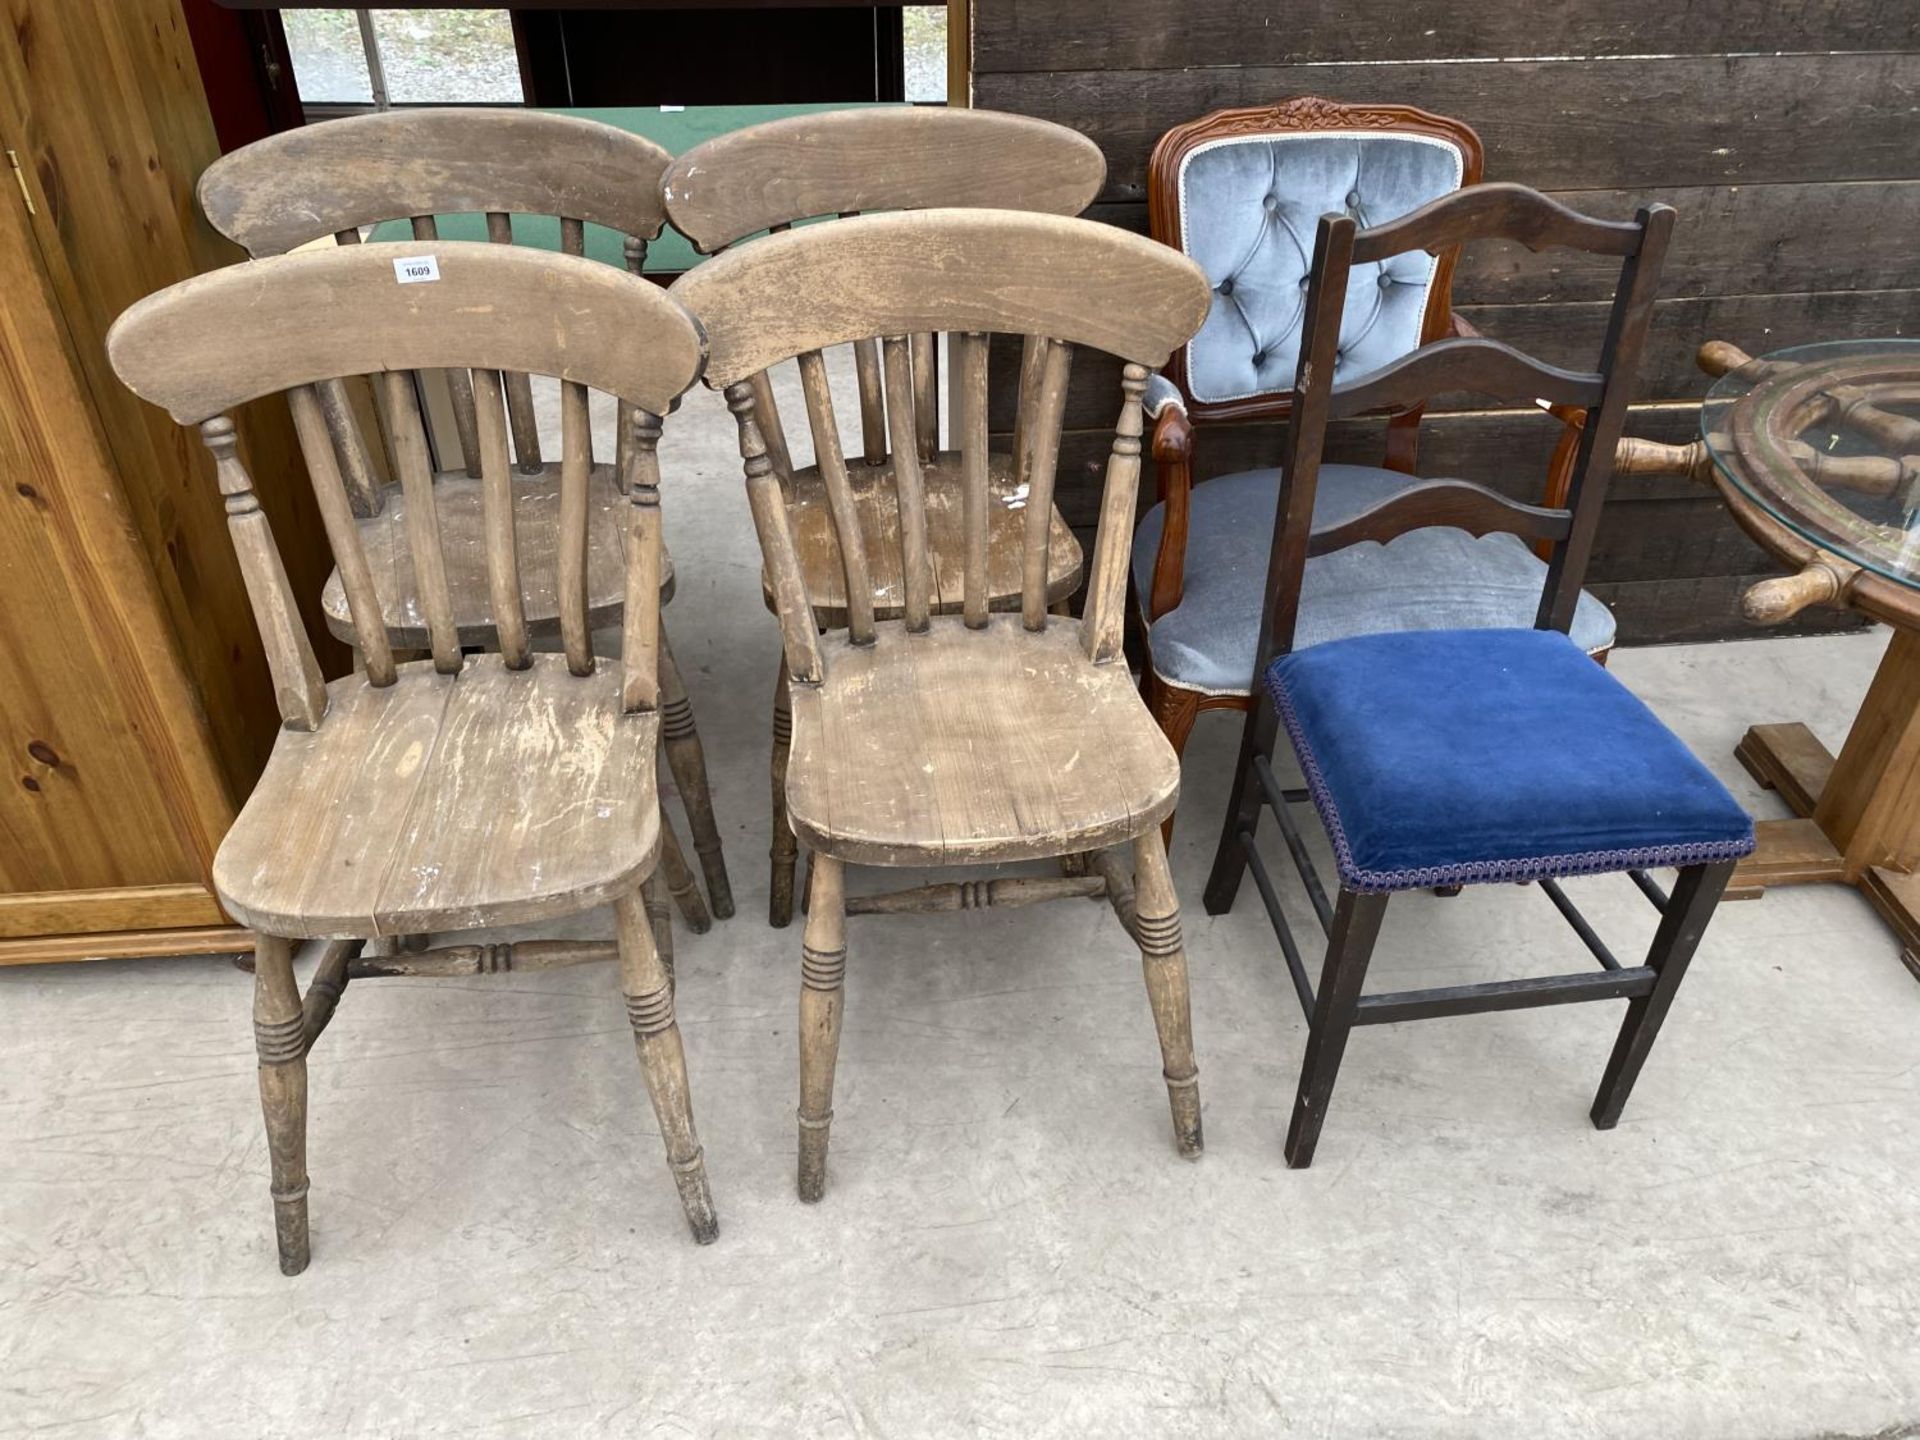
1299;275;1310;290
1263;193;1280;212
1218;277;1234;296
1345;189;1362;209
1251;349;1269;366
1378;273;1394;289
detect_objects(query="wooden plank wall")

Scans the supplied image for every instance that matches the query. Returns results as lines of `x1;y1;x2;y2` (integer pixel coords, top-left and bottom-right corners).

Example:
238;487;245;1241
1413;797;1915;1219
973;3;1920;641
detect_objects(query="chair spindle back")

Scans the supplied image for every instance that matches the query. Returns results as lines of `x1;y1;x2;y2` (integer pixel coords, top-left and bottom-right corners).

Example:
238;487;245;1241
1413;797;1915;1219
670;209;1211;684
107;242;705;726
199;109;673;486
662;107;1106;476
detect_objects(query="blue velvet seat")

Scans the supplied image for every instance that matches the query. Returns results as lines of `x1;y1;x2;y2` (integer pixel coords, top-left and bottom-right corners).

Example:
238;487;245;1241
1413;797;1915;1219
1266;628;1755;893
1132;465;1617;695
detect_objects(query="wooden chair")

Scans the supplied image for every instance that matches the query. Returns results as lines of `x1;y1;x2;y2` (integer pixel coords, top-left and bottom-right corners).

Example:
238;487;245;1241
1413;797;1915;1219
107;241;719;1269
1136;99;1616;834
670;209;1213;1200
1204;184;1755;1167
661;106;1106;925
198;108;734;925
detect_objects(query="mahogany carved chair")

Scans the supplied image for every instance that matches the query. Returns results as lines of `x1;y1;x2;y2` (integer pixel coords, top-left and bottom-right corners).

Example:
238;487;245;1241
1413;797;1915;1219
670;209;1213;1200
661;107;1106;925
1136;99;1614;833
1204;184;1754;1167
198;108;733;927
108;241;719;1269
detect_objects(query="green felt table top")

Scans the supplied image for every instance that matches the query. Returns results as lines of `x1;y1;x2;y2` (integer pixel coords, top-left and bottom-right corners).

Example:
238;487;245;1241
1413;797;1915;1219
368;102;892;274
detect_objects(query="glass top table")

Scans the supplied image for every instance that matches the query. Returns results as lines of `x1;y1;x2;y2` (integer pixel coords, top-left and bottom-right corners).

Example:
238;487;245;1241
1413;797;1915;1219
1701;338;1920;589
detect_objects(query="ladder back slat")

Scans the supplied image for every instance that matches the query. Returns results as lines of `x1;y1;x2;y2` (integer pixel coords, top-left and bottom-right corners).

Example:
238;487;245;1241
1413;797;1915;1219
199;416;327;730
911;331;938;461
882;336;934;631
1081;364;1150;665
558;378;595;674
620;408;663;714
379;370;463;673
470;368;532;668
726;382;823;684
316;377;383;517
956;332;991;629
1020;339;1074;630
797;349;876;645
288;384;395;684
852;338;888;465
410;215;482;478
486;211;545;474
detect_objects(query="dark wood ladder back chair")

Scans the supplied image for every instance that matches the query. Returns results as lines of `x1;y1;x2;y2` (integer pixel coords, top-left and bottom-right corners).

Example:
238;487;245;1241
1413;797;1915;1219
661;106;1107;926
670;208;1213;1202
198;107;733;927
1203;183;1756;1167
107;241;719;1270
1135;99;1617;837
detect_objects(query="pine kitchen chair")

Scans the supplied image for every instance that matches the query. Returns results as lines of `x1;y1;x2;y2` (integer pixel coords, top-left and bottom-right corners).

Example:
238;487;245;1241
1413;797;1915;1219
197;108;733;926
661;106;1106;925
1135;99;1613;834
670;208;1213;1200
1204;184;1754;1168
108;241;719;1269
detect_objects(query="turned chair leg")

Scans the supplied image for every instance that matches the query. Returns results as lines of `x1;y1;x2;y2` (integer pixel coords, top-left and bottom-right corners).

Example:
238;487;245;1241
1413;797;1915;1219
1142;672;1202;846
656;802;712;935
642;873;675;985
615;887;717;1243
253;932;311;1275
659;628;734;920
797;852;848;1202
1204;702;1281;915
1285;888;1389;1169
1590;859;1735;1129
1131;828;1203;1157
770;657;799;928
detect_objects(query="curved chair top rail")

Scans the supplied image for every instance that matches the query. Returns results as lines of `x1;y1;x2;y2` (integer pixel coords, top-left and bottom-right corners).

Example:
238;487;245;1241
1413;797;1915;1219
670;208;1210;388
1351;181;1647;265
661;107;1107;254
198;109;674;257
1148;96;1486;193
108;241;705;423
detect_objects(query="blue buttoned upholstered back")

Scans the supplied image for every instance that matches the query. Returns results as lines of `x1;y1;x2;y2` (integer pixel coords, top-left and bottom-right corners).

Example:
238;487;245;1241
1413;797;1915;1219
1175;130;1466;404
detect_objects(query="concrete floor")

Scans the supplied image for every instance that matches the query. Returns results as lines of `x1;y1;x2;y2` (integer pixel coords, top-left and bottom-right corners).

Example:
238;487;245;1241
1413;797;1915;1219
4;368;1919;1438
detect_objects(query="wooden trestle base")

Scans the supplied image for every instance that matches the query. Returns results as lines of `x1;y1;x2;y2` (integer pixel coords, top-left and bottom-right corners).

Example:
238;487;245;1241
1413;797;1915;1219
1727;626;1920;981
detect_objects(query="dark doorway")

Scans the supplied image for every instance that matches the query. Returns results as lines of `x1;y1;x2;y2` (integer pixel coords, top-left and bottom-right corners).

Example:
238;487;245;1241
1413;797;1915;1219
513;7;906;106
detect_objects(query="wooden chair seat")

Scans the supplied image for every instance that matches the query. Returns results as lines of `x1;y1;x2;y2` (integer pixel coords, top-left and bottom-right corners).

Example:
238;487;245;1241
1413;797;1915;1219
213;654;660;939
320;462;670;648
769;451;1082;626
786;617;1180;866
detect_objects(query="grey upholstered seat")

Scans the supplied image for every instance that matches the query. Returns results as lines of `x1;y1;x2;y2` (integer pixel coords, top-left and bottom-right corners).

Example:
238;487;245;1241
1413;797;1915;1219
1177;133;1464;403
1131;466;1618;696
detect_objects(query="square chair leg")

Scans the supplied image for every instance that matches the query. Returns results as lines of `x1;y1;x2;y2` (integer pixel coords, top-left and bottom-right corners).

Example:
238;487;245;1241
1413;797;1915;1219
1285;888;1388;1169
1590;859;1737;1129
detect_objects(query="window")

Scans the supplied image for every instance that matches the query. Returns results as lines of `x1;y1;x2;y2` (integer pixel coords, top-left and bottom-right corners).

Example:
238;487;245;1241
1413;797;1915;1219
281;8;524;108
